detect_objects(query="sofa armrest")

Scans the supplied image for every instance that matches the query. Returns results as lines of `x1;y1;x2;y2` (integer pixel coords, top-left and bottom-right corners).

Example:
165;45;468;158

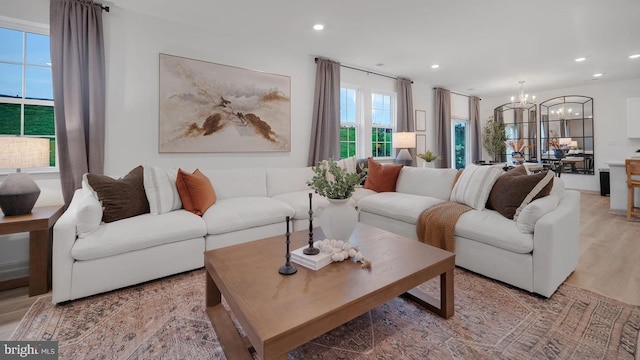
532;190;580;297
52;189;84;303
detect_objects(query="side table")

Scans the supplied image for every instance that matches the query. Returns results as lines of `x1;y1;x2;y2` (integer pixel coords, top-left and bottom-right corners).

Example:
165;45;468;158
0;205;65;296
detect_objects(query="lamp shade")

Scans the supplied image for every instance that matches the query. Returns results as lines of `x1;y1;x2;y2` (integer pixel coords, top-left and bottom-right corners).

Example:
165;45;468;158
0;137;49;216
0;137;50;169
392;132;416;149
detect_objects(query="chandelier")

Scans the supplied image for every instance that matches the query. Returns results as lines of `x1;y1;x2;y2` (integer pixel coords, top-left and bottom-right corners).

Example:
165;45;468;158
510;81;535;108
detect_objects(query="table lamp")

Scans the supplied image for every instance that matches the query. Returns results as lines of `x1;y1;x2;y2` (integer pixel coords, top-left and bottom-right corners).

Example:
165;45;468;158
0;137;50;216
393;132;416;166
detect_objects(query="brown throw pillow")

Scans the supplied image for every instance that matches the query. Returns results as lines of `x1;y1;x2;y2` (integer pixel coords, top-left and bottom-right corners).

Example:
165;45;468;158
176;169;217;216
86;165;150;223
486;165;554;220
363;158;403;192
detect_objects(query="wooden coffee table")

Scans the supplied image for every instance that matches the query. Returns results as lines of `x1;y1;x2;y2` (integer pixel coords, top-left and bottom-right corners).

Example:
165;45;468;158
204;222;455;360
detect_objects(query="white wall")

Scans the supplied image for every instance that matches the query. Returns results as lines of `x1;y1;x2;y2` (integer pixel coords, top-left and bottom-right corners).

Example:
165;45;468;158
480;78;640;191
0;1;436;279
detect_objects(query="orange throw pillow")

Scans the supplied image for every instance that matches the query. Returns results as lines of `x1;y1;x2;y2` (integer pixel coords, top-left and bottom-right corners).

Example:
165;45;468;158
175;169;217;216
363;158;404;192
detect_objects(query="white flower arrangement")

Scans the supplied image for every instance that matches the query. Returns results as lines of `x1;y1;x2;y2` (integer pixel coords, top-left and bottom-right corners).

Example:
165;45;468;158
314;239;371;269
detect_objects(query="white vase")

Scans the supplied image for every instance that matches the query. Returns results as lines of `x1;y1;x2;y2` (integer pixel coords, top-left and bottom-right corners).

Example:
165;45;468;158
422;161;435;168
319;198;358;241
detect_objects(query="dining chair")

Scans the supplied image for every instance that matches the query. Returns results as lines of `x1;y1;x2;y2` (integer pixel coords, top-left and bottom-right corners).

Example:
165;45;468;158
625;158;640;221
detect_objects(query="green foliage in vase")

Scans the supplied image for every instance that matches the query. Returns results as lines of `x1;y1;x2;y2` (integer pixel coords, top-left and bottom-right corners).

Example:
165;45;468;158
306;159;367;200
417;150;441;162
482;116;506;161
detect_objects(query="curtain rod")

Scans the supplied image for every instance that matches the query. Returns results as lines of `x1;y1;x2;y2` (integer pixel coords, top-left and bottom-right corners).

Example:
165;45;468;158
315;57;413;84
82;0;109;12
433;87;481;100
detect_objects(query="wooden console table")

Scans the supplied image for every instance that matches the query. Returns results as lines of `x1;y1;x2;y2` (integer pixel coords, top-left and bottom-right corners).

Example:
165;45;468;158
0;205;65;296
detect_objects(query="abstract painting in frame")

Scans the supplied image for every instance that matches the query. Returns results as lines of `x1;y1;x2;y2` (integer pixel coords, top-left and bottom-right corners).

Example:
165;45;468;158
158;53;291;152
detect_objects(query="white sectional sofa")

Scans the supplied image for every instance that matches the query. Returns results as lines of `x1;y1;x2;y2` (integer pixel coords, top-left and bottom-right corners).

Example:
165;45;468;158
358;166;579;298
53;167;330;303
53;165;578;303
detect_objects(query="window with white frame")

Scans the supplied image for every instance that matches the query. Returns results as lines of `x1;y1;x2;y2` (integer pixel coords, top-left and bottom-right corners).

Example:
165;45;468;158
0;24;56;168
371;92;393;158
339;86;396;159
339;87;358;159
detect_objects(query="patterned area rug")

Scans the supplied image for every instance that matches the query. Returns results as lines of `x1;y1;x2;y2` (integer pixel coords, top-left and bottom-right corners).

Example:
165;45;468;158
11;268;640;359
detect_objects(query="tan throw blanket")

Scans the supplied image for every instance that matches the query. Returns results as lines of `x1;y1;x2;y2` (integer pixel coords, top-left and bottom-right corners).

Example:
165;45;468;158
417;201;472;252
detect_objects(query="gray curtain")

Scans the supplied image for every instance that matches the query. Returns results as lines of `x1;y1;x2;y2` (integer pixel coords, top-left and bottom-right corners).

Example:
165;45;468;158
515;108;524;139
50;0;106;205
308;58;340;166
435;88;451;168
470;96;481;162
396;78;415;163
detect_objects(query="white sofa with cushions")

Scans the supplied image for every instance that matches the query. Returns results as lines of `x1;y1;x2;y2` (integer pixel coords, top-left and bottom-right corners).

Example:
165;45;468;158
53;162;578;303
52;166;340;303
358;165;579;298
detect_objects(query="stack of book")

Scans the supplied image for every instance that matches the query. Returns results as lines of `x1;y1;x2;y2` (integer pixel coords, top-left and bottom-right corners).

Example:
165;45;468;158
291;246;332;270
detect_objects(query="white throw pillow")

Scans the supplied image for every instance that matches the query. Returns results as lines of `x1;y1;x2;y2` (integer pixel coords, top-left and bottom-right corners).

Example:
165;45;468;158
450;164;503;210
516;195;560;233
76;191;103;238
336;156;357;174
81;173;97;198
143;166;182;215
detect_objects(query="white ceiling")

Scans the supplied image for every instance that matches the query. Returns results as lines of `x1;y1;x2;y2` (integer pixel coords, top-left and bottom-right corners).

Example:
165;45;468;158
111;0;640;98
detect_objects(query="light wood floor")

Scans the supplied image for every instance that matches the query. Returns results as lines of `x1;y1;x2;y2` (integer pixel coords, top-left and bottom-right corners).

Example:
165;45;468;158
564;191;640;305
1;191;638;340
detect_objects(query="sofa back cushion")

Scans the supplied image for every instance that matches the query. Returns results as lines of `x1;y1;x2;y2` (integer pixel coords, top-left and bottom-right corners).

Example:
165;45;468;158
266;167;314;197
396;167;460;201
199;168;267;199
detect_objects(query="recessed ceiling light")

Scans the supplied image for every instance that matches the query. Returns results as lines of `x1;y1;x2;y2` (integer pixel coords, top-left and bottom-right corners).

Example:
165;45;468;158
630;54;640;59
313;24;324;31
431;64;439;69
575;57;586;62
593;73;603;77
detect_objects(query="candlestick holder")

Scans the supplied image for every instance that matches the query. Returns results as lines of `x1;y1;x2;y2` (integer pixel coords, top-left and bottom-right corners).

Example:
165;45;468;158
279;216;297;275
303;192;320;255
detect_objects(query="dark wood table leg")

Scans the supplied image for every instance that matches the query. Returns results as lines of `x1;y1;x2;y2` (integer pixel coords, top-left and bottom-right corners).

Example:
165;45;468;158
28;229;50;296
403;268;454;319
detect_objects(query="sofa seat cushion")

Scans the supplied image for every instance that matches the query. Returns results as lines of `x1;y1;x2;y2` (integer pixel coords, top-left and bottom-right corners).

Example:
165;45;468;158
71;210;206;261
358;193;445;225
352;187;377;204
203;197;295;235
272;191;329;220
455;209;533;253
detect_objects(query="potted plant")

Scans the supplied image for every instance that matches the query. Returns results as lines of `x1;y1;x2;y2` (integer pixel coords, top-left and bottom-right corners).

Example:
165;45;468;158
417;150;441;168
306;159;366;200
505;139;530;165
482;116;506;162
548;139;565;159
307;159;367;240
